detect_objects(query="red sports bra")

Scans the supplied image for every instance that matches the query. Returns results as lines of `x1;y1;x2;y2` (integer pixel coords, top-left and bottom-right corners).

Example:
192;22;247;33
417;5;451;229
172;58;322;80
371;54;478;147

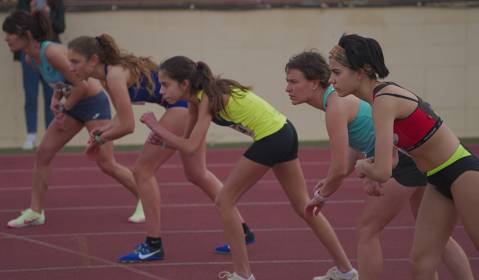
373;82;442;152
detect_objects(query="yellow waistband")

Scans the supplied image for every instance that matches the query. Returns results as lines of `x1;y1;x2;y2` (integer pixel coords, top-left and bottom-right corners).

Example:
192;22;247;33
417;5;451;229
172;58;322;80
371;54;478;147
426;145;470;176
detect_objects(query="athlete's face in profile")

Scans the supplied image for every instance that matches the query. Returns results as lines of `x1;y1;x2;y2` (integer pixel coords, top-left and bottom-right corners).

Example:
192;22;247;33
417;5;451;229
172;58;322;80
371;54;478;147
285;68;317;105
4;32;28;52
328;57;359;97
158;70;189;104
67;49;93;80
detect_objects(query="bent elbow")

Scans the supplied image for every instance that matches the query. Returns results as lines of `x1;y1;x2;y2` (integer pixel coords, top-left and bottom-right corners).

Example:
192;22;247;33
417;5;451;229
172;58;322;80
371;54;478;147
125;122;135;135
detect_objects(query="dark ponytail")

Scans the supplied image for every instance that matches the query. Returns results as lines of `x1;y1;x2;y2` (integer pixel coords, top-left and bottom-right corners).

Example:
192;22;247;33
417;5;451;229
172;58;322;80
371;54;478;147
335;34;389;79
159;56;250;116
2;10;53;42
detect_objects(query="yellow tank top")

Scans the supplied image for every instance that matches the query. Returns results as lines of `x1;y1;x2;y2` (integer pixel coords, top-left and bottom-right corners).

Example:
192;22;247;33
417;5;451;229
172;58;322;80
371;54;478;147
197;88;286;141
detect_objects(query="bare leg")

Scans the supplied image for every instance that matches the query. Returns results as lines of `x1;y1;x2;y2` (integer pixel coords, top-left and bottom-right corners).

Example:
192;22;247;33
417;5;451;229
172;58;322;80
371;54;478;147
85;119;138;197
215;157;269;278
180;142;249;224
409;187;474;280
451;171;479;250
357;179;414;280
30;116;83;212
411;186;457;280
273;159;353;273
132;108;185;237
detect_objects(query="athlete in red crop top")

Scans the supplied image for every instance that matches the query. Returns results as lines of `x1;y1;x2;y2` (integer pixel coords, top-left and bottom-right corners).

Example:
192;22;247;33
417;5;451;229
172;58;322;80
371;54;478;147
373;82;443;152
329;34;478;280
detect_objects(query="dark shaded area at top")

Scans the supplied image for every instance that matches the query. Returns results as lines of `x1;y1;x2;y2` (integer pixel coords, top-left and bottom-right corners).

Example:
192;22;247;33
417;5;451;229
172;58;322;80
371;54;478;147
0;0;477;12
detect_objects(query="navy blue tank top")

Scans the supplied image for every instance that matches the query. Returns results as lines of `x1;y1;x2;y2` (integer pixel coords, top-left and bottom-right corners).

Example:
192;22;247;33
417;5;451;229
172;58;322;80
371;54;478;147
104;65;187;109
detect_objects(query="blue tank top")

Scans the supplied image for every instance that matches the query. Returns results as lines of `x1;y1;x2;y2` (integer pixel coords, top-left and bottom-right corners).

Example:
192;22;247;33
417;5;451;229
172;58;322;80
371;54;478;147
104;65;186;109
34;41;65;85
323;85;375;157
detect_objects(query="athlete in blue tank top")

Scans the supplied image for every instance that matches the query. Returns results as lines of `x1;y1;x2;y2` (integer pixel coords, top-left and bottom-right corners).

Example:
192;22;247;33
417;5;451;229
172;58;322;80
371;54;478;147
104;64;187;108
68;35;256;263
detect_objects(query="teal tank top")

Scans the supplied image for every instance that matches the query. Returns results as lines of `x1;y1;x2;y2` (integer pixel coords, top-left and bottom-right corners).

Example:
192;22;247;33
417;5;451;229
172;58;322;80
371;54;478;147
323;85;375;157
33;41;65;85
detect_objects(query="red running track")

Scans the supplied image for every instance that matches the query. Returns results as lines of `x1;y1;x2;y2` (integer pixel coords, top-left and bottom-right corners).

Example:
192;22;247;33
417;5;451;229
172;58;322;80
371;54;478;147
0;146;477;280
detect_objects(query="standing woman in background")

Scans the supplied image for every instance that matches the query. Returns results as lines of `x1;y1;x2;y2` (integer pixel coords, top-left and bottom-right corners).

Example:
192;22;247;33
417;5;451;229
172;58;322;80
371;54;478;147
329;33;479;279
66;34;255;262
3;10;140;227
141;55;358;280
284;50;473;280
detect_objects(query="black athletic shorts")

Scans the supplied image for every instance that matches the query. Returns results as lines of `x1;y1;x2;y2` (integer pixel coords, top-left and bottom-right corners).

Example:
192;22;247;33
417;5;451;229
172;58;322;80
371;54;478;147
244;120;298;167
427;154;479;200
392;152;428;187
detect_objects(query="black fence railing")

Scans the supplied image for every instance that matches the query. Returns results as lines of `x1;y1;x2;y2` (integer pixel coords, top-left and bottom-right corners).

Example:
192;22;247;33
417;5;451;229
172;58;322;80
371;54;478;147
0;0;477;12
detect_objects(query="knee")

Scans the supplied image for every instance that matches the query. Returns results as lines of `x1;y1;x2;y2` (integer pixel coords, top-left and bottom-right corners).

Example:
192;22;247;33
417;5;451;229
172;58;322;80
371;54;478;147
35;145;55;165
409;248;438;277
214;192;233;214
291;203;307;220
357;222;380;244
183;168;204;186
96;159;116;176
132;164;144;181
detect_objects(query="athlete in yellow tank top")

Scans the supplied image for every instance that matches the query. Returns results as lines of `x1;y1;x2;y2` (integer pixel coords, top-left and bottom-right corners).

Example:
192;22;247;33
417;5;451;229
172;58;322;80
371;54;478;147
196;88;286;141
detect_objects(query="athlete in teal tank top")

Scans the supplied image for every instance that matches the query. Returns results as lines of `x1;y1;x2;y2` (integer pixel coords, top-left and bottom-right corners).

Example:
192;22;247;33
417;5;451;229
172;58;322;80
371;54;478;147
34;41;65;84
323;85;375;157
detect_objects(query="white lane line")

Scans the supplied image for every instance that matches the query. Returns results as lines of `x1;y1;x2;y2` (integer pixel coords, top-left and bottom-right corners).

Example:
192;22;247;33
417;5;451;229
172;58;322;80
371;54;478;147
0;200;364;213
1;256;477;274
0;161;330;173
1;225;459;240
0;178;365;192
0;231;169;279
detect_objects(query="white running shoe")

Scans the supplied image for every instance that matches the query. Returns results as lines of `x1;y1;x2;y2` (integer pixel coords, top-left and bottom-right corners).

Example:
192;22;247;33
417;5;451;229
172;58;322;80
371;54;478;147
128;200;145;223
7;208;45;228
22;133;36;150
313;267;359;280
218;272;256;280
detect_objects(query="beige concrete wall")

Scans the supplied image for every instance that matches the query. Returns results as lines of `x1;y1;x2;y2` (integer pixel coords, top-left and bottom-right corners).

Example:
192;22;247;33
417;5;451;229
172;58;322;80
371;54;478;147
0;7;478;148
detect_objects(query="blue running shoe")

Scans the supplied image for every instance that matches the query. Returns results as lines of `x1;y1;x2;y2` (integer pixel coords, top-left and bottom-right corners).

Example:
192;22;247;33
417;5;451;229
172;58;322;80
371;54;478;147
118;242;164;263
214;231;255;254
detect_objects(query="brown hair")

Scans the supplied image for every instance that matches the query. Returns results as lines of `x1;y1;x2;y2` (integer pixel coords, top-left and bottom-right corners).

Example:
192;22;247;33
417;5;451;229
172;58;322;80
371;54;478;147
285;50;330;89
159;56;250;117
2;10;53;42
68;34;157;95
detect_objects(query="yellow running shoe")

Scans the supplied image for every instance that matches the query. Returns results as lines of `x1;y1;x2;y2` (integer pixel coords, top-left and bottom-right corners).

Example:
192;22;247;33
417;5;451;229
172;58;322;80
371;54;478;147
7;208;45;228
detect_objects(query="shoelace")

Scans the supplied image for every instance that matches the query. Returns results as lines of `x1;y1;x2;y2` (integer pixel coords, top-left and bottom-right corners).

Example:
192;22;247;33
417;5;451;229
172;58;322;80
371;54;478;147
134;243;149;253
218;271;233;279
